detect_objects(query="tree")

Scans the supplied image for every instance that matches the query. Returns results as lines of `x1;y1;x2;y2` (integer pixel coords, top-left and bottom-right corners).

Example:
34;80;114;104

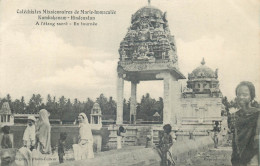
138;93;157;121
20;96;26;113
27;94;43;113
96;94;108;114
221;96;230;116
58;96;67;119
84;98;94;120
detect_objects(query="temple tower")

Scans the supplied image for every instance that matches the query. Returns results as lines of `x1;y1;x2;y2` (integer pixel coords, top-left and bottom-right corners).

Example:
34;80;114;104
116;4;185;125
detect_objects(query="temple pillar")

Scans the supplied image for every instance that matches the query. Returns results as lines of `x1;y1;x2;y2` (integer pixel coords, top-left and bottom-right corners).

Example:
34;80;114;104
116;75;124;124
156;72;172;124
130;81;138;124
163;76;171;124
171;80;182;126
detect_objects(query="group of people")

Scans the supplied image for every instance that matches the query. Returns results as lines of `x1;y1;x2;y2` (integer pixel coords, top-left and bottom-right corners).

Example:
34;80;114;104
156;81;259;166
1;81;259;166
1;110;94;165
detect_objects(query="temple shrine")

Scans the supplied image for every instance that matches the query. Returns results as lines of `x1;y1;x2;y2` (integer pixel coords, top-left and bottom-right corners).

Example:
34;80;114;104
116;3;185;126
109;2;223;148
180;58;223;131
90;103;102;130
0;102;14;126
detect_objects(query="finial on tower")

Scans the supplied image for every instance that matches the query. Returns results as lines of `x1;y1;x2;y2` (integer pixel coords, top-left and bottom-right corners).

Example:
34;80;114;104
148;0;151;6
201;58;205;65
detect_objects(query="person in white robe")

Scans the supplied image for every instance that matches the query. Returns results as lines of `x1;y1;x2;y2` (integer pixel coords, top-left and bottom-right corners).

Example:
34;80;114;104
73;113;94;160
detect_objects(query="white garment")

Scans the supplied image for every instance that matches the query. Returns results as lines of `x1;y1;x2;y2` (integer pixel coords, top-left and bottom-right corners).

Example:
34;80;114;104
73;113;94;160
73;143;93;160
23;125;36;147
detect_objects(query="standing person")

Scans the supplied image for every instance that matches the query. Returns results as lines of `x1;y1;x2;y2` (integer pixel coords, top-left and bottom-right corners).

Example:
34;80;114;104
23;115;36;151
35;109;51;154
117;125;126;149
58;132;67;164
1;125;12;149
212;121;220;148
231;81;260;166
73;113;94;160
158;124;175;166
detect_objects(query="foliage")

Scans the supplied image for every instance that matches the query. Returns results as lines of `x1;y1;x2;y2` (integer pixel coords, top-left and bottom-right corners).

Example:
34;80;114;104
0;93;164;123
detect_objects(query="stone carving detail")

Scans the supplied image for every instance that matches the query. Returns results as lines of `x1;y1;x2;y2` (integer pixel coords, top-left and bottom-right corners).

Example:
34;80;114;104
119;6;178;63
121;61;178;72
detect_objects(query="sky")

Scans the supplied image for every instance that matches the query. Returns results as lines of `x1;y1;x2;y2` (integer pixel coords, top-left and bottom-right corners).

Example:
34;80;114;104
0;0;259;103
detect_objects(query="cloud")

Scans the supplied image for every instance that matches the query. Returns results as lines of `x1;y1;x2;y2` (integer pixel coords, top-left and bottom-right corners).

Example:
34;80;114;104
36;60;117;99
0;29;118;101
0;0;259;103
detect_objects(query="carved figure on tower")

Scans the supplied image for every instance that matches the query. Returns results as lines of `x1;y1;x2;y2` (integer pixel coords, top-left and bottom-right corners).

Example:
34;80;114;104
119;4;178;63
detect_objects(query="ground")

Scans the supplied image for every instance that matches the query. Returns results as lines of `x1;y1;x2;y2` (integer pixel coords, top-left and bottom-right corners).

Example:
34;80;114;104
177;145;232;166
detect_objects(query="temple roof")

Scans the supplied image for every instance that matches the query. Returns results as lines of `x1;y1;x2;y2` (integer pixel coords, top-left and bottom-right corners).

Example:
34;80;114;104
91;103;102;115
131;6;164;24
188;58;218;80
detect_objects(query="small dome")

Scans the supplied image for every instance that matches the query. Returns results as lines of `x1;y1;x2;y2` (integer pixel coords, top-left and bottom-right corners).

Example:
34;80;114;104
93;103;100;109
189;58;217;79
91;103;102;115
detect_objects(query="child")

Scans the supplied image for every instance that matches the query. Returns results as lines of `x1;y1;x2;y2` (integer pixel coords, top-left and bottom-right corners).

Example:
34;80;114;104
23;115;36;151
158;124;175;166
231;81;260;165
58;132;67;163
1;125;12;149
117;126;126;149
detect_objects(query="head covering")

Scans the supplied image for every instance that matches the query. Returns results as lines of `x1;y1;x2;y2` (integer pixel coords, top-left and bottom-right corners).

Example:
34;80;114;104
79;113;89;124
28;115;36;122
36;109;51;154
39;109;50;125
78;113;93;142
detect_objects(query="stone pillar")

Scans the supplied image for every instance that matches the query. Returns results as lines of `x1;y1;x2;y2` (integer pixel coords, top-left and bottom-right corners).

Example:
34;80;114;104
130;81;138;124
163;76;171;125
171;81;182;126
117;75;124;124
156;72;182;126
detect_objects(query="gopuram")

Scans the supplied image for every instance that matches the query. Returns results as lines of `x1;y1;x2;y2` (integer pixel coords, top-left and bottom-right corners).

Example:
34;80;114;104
116;3;185;125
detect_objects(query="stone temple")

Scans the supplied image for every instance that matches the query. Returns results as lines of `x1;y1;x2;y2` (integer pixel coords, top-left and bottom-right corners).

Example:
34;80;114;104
116;4;186;126
109;3;223;148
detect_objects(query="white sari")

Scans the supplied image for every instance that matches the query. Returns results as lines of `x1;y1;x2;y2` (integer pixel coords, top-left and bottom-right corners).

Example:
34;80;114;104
73;113;94;160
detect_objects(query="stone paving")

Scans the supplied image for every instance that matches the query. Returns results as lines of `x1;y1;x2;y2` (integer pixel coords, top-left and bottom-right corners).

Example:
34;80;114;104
177;145;232;166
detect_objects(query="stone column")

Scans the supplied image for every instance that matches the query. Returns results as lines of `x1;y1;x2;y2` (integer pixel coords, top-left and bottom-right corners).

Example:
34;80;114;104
156;72;172;125
130;81;138;124
163;76;171;125
171;80;182;126
117;75;124;124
